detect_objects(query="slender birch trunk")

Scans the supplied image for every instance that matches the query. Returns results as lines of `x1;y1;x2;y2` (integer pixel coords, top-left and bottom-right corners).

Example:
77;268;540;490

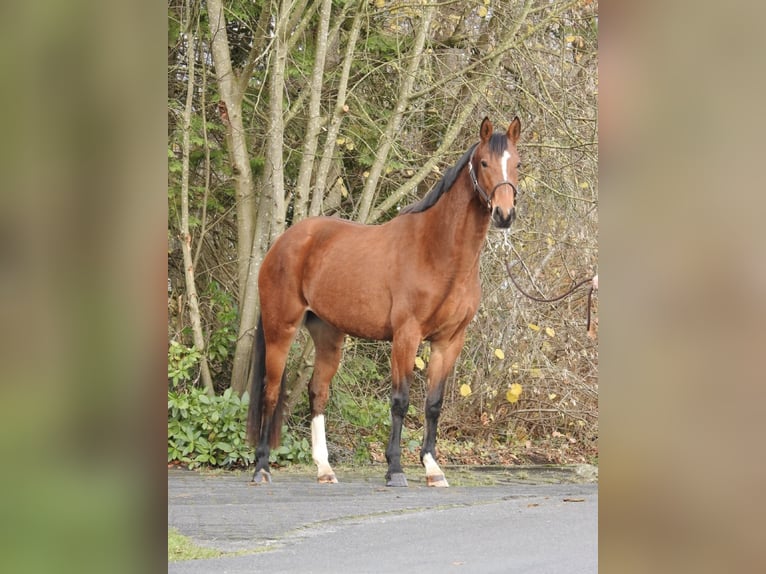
292;0;335;223
179;3;214;396
207;0;257;303
310;3;365;216
229;0;293;395
355;3;436;224
265;0;290;242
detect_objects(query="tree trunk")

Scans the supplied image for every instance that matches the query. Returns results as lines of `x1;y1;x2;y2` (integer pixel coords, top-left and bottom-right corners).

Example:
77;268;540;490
292;0;335;223
265;0;290;242
355;3;436;224
179;2;214;396
310;3;364;216
228;0;294;395
206;0;257;304
366;0;536;223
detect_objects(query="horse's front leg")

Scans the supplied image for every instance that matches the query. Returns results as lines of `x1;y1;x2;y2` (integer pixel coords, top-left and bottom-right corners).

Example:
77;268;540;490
420;335;467;487
385;378;410;487
385;326;420;487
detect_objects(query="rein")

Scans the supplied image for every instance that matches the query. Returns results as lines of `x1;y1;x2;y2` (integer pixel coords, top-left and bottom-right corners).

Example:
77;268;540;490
504;259;597;332
468;147;517;210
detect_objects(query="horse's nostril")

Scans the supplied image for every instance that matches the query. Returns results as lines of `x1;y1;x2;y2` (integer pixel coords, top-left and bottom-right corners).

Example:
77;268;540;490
492;206;515;228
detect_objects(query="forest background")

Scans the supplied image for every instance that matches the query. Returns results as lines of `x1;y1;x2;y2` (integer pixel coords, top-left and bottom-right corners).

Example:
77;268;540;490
167;0;598;469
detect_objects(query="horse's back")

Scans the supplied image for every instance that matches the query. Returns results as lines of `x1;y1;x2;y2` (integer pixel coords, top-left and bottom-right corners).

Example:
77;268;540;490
259;216;405;340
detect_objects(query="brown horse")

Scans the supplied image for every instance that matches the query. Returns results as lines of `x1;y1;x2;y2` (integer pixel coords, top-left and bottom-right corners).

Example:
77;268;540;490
248;117;522;487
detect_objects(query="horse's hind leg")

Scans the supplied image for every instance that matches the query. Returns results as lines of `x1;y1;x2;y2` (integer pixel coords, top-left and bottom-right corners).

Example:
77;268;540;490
252;310;303;485
305;313;344;484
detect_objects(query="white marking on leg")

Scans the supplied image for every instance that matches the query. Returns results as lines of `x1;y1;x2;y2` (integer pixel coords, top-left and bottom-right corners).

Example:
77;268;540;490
311;415;336;481
500;150;511;182
422;452;440;475
423;453;449;487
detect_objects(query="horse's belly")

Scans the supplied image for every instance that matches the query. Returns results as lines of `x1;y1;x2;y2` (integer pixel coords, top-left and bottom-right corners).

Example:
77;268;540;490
309;304;394;341
305;277;394;341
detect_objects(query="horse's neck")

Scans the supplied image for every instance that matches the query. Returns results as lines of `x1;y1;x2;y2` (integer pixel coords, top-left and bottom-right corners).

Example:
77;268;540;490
421;171;490;271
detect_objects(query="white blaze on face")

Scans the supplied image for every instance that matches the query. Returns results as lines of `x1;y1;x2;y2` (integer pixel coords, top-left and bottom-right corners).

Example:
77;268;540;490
500;150;511;182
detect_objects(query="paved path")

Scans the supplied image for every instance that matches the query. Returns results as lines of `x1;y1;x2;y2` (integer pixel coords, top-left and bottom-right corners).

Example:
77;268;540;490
168;466;597;573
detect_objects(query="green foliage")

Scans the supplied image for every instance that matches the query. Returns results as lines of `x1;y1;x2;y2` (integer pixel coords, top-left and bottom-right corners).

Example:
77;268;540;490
250;155;265;176
168;341;202;388
204;281;238;365
364;32;403;58
269;426;312;465
329;354;392;462
167;387;254;468
167;385;313;469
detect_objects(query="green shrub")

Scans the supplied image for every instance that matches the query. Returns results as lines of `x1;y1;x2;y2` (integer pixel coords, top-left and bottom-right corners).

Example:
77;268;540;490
167;341;202;388
204;281;238;366
268;428;312;465
168;387;253;468
168;386;312;469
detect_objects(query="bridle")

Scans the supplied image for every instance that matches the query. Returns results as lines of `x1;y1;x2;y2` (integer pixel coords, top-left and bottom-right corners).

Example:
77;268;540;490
468;145;518;211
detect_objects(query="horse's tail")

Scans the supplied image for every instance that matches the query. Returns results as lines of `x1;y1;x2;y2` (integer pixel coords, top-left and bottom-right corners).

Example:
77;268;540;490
246;315;287;449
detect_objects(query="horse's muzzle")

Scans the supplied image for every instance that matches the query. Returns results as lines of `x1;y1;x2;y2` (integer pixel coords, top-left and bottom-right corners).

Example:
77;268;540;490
492;206;515;229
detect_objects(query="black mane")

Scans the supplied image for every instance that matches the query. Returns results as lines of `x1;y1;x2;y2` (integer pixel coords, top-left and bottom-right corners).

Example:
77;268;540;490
399;133;508;215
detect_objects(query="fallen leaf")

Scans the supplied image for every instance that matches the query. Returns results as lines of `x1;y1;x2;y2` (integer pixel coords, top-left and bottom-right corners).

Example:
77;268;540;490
460;383;472;397
494;348;505;360
506;384;522;404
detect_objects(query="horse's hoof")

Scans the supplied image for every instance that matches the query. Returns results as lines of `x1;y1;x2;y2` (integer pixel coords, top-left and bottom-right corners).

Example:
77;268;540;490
386;472;408;487
249;469;272;485
317;473;338;484
426;474;449;487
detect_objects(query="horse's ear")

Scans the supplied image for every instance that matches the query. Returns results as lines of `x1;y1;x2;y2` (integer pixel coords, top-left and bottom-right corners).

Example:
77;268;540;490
507;116;521;145
480;117;493;143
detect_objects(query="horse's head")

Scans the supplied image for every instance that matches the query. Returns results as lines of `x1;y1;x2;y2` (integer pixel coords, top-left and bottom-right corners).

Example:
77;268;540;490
469;116;522;228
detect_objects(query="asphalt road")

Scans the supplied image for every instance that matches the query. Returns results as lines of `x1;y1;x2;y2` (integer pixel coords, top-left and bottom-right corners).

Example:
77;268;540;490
168;466;597;573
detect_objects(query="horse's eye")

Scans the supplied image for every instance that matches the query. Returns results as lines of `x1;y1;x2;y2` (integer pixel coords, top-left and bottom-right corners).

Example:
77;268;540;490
480;160;488;168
